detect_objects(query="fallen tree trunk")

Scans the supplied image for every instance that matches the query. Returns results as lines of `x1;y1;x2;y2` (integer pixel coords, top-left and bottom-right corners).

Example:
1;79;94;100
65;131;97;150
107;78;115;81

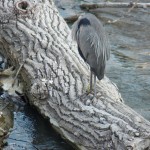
0;0;150;149
80;2;150;10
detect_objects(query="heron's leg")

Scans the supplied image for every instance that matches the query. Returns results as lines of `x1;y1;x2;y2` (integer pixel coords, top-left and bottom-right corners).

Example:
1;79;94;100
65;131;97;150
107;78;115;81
94;74;96;97
90;70;93;92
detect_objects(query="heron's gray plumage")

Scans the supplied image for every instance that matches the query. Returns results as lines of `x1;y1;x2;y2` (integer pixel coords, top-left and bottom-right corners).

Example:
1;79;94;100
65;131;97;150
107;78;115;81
72;13;110;80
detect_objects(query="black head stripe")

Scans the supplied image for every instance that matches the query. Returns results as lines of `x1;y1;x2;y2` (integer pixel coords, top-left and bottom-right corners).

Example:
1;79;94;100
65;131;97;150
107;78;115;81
78;18;91;29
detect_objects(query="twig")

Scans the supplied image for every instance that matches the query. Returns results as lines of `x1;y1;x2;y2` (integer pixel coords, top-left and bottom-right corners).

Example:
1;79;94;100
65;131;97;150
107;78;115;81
0;102;10;111
108;0;139;23
12;61;25;87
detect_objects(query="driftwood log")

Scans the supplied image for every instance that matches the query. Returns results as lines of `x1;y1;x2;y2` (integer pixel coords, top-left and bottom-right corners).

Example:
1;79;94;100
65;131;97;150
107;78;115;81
0;0;150;149
80;2;150;10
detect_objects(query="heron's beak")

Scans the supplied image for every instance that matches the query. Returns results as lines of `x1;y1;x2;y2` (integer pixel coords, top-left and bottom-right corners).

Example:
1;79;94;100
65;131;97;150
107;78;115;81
79;13;85;19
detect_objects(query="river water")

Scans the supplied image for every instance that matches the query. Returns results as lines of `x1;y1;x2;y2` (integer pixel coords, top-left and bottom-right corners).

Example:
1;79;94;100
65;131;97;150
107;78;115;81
4;105;73;150
105;8;150;120
3;0;150;149
58;0;150;120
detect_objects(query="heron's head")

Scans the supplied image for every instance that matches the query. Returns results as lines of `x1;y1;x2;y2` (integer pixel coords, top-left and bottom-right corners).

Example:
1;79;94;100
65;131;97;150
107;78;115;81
78;18;91;29
77;13;92;29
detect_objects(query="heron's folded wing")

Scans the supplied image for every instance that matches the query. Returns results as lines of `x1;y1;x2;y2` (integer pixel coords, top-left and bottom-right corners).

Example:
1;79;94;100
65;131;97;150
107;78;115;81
71;20;79;41
78;26;108;66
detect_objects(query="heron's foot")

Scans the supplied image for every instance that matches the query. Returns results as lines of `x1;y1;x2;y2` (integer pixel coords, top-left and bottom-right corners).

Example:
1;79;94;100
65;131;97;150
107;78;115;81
83;93;98;106
86;84;93;94
86;84;97;98
75;88;94;101
75;85;96;102
86;84;90;94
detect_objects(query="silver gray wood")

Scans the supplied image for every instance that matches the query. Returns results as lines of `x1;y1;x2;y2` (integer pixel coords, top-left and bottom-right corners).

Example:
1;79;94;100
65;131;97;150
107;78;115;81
0;0;150;149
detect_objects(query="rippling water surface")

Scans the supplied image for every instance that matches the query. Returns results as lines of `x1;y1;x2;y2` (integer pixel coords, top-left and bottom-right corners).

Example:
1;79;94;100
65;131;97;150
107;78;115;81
4;105;74;150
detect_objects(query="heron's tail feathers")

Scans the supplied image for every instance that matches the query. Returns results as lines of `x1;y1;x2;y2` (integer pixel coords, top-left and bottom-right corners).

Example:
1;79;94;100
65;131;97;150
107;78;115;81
91;64;105;80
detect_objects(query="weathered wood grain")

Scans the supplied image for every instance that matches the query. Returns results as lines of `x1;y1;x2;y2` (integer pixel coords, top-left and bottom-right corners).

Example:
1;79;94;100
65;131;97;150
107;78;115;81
0;0;150;149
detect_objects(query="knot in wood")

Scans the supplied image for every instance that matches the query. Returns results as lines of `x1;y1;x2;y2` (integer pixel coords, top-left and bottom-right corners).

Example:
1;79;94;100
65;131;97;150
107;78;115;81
14;0;38;17
30;80;49;101
16;1;30;11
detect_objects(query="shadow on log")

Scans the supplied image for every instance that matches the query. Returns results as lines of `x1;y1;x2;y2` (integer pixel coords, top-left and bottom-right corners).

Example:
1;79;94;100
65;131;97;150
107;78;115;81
0;0;150;149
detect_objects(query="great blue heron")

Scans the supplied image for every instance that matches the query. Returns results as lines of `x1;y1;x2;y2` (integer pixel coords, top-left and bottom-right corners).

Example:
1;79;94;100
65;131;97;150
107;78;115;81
72;13;110;96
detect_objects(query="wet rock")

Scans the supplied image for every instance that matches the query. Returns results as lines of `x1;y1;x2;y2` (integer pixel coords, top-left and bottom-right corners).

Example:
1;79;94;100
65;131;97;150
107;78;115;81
0;99;13;148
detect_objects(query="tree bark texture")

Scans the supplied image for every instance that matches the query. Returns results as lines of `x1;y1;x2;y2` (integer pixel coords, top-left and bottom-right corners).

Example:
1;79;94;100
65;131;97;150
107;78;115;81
0;0;150;149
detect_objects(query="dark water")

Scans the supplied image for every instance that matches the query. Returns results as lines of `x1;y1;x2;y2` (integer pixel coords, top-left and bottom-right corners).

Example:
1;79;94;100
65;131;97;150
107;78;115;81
4;105;73;150
3;0;150;149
